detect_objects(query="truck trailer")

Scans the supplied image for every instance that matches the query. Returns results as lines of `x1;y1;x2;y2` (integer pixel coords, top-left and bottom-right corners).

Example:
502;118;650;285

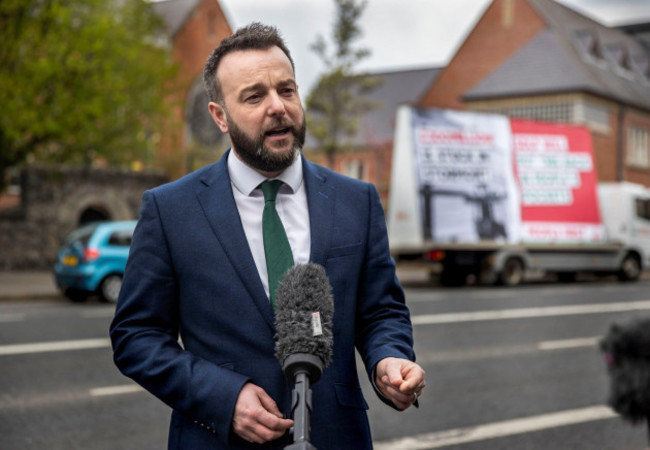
387;107;650;286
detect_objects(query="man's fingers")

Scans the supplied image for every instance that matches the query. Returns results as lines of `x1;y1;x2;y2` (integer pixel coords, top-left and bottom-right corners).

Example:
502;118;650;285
385;360;406;386
376;358;427;410
232;384;293;444
399;363;426;392
246;414;293;444
235;407;292;443
257;388;285;418
256;407;293;432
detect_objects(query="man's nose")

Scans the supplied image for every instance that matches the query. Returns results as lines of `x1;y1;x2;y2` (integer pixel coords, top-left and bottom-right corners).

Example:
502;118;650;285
266;91;286;117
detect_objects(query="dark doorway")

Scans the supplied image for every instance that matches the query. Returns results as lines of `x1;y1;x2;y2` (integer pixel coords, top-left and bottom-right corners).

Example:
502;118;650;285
79;206;110;225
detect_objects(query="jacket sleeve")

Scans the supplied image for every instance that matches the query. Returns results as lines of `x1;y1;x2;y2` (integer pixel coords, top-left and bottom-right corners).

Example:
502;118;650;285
109;190;250;443
354;184;416;407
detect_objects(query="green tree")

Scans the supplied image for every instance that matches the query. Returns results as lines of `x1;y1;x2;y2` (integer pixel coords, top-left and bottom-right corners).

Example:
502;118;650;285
0;0;177;191
306;0;381;169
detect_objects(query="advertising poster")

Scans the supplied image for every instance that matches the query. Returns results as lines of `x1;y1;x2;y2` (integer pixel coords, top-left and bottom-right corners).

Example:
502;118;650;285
510;119;605;242
411;109;520;242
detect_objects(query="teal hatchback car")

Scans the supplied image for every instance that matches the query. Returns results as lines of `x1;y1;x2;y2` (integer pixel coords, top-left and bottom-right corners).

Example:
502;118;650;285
54;221;136;303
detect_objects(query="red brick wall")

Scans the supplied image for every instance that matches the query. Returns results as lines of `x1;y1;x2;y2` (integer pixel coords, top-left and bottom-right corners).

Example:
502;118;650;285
591;109;620;182
158;0;232;179
418;0;546;110
622;108;650;185
307;144;393;207
587;104;650;187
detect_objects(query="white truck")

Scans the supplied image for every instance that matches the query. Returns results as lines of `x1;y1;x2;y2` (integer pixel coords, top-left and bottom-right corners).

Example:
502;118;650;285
387;106;650;286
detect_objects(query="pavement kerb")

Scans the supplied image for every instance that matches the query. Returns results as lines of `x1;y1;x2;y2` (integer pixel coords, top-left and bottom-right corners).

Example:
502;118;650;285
0;271;63;302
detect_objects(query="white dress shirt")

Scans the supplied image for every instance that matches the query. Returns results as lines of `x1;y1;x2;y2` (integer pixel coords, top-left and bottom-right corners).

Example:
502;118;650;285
228;150;390;400
227;151;311;299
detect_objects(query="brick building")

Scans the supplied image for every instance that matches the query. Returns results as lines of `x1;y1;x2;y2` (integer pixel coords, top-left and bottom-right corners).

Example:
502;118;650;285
152;0;233;178
145;0;650;199
306;1;650;210
418;0;650;187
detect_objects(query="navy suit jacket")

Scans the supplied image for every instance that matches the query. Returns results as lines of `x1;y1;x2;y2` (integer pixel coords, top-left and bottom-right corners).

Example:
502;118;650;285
110;151;415;449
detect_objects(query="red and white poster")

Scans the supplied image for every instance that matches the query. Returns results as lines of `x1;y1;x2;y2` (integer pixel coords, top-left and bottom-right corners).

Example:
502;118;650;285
510;120;605;243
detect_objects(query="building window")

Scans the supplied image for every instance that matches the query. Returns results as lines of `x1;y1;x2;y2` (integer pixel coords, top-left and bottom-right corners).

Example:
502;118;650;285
575;100;610;133
510;103;572;123
636;197;650;221
482;102;574;124
186;77;223;148
473;97;614;134
343;159;365;180
604;44;636;80
628;126;650;168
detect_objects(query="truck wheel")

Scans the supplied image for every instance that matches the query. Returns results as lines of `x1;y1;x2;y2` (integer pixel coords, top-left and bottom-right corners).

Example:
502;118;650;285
99;274;123;303
618;254;641;282
498;258;524;286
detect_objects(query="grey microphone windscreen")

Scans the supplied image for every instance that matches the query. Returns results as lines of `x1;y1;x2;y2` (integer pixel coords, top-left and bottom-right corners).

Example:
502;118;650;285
274;263;334;369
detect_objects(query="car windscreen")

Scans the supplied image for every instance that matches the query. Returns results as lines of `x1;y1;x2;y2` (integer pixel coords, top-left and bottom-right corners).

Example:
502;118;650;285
63;224;98;247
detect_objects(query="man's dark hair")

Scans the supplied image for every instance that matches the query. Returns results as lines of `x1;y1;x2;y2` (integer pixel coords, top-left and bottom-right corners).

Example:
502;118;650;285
203;22;295;105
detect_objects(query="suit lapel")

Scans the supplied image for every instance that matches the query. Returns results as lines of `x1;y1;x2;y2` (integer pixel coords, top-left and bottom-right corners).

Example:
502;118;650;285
303;158;335;266
195;152;275;331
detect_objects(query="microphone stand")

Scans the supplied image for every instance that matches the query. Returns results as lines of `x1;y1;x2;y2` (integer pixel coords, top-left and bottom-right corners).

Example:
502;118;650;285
283;353;323;450
286;370;316;450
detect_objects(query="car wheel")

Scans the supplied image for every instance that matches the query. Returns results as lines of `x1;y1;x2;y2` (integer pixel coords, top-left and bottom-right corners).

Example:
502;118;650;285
99;274;123;303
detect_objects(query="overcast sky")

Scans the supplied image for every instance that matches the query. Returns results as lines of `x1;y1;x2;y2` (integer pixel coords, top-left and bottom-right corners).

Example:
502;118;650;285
215;0;650;94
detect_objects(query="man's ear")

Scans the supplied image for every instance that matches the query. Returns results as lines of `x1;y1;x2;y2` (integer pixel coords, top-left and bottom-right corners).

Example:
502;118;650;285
208;101;229;133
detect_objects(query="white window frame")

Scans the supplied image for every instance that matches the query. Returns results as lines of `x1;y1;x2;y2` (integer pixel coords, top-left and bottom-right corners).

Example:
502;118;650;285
627;126;650;168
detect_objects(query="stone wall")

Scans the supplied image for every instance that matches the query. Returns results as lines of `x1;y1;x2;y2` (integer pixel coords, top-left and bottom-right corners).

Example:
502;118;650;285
0;165;168;270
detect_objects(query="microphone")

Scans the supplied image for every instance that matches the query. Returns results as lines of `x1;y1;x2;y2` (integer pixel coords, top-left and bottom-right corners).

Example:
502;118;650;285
601;317;650;444
274;263;334;450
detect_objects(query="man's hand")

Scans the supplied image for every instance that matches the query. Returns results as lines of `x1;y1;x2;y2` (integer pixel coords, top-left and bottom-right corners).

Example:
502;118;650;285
375;357;426;410
232;383;293;444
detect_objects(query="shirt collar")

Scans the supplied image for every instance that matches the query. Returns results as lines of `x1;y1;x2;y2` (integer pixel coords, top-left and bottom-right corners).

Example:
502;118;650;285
227;149;303;196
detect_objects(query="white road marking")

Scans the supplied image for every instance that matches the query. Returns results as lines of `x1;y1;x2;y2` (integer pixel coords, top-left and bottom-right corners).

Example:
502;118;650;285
538;336;599;350
412;300;650;325
373;406;617;450
89;385;144;397
0;338;111;356
0;384;146;410
81;308;116;319
417;336;601;364
0;313;26;323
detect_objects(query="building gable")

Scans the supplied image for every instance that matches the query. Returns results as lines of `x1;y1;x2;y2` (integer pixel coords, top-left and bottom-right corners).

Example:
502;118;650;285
464;30;590;100
418;0;546;110
153;0;202;37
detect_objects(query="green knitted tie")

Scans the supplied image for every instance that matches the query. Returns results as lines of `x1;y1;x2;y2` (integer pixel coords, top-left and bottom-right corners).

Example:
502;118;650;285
261;180;294;309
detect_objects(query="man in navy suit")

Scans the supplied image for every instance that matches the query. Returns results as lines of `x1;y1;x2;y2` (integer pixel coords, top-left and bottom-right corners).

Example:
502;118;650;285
110;22;425;449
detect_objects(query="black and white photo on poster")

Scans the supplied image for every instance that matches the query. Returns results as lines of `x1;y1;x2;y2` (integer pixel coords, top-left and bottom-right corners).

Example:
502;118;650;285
411;109;520;242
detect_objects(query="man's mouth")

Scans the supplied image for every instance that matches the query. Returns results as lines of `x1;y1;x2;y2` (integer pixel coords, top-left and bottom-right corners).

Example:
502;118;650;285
265;127;291;137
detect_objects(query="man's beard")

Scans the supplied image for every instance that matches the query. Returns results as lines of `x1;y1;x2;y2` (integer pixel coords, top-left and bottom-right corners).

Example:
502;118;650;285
227;115;306;174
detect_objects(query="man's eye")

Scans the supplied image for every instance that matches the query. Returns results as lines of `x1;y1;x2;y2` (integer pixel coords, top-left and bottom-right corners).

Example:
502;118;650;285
246;94;262;103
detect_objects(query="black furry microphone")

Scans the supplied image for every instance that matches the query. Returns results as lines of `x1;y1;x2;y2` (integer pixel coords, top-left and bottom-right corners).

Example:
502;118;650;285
274;263;334;450
601;317;650;445
274;263;334;381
